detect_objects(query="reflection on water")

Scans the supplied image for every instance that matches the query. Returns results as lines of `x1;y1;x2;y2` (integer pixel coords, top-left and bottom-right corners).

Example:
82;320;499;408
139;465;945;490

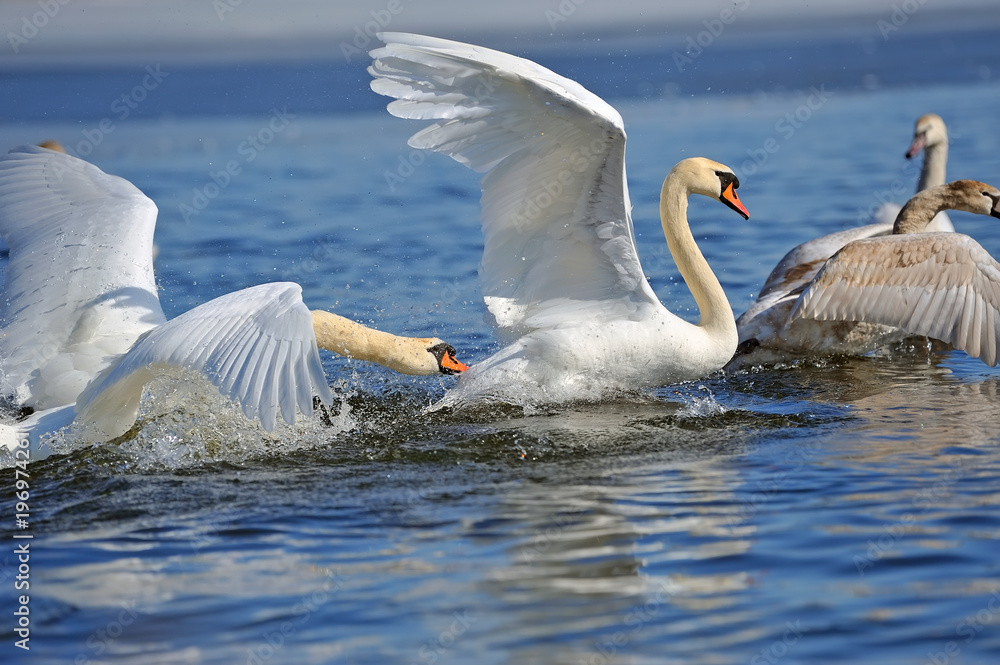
11;327;1000;663
486;453;757;663
734;351;1000;449
9;330;1000;663
458;352;1000;663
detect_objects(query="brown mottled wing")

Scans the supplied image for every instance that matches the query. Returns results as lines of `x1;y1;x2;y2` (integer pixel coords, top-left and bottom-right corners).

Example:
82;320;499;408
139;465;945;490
757;222;892;300
791;233;1000;365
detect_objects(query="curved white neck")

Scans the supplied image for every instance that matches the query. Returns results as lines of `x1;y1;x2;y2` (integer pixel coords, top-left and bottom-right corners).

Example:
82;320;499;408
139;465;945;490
917;140;947;192
659;177;737;341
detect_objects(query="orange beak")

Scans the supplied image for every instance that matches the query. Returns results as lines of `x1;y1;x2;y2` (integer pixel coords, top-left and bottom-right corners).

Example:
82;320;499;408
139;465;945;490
440;350;468;374
721;182;750;220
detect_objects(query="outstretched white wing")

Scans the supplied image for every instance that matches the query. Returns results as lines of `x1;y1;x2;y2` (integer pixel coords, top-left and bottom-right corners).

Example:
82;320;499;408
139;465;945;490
0;145;165;408
369;32;660;337
792;233;1000;365
76;283;334;436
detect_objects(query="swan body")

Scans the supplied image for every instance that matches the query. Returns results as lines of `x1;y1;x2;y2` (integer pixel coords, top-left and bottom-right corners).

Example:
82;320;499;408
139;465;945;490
732;180;1000;366
731;222;898;362
0;146;465;460
369;33;749;404
871;114;954;233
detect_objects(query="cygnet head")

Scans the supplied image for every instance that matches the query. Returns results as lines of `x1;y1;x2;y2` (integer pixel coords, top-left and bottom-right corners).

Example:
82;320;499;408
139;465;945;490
943;180;1000;219
906;113;947;158
897;180;1000;232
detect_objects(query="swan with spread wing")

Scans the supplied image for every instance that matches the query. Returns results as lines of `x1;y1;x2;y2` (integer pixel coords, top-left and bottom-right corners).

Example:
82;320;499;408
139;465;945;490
369;33;749;405
732;180;1000;366
0;146;466;459
740;115;960;361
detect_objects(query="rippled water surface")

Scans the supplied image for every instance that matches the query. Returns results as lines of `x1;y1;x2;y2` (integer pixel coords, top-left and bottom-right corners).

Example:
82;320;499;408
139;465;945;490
3;35;1000;665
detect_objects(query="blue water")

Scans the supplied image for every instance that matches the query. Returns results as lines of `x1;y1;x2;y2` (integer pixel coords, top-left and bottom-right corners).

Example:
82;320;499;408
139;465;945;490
3;26;1000;665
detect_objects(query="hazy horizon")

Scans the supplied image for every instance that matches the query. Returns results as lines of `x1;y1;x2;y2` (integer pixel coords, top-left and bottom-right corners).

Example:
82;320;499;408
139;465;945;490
2;0;998;66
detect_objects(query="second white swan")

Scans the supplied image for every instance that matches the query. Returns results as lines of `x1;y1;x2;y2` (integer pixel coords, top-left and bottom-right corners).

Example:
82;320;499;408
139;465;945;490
369;33;749;405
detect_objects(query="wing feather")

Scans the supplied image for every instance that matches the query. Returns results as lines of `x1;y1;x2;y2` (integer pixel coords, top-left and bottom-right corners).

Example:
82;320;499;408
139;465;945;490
756;222;893;301
0;146;166;407
75;283;333;436
214;315;264;392
793;233;1000;365
290;339;312;421
983;291;996;365
369;32;659;336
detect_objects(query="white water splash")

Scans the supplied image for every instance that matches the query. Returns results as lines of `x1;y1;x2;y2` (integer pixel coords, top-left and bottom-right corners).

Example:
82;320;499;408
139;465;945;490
675;385;728;418
3;368;358;470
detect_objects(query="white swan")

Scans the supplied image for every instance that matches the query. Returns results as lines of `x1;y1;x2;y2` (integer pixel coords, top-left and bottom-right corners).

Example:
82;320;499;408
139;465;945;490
871;113;954;232
0;145;466;460
368;33;749;405
732;180;1000;366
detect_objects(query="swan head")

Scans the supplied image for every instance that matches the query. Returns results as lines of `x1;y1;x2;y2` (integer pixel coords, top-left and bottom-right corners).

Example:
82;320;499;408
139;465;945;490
670;158;750;220
310;310;468;376
906;113;947;158
934;180;1000;218
896;180;1000;232
425;341;469;375
950;180;1000;219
